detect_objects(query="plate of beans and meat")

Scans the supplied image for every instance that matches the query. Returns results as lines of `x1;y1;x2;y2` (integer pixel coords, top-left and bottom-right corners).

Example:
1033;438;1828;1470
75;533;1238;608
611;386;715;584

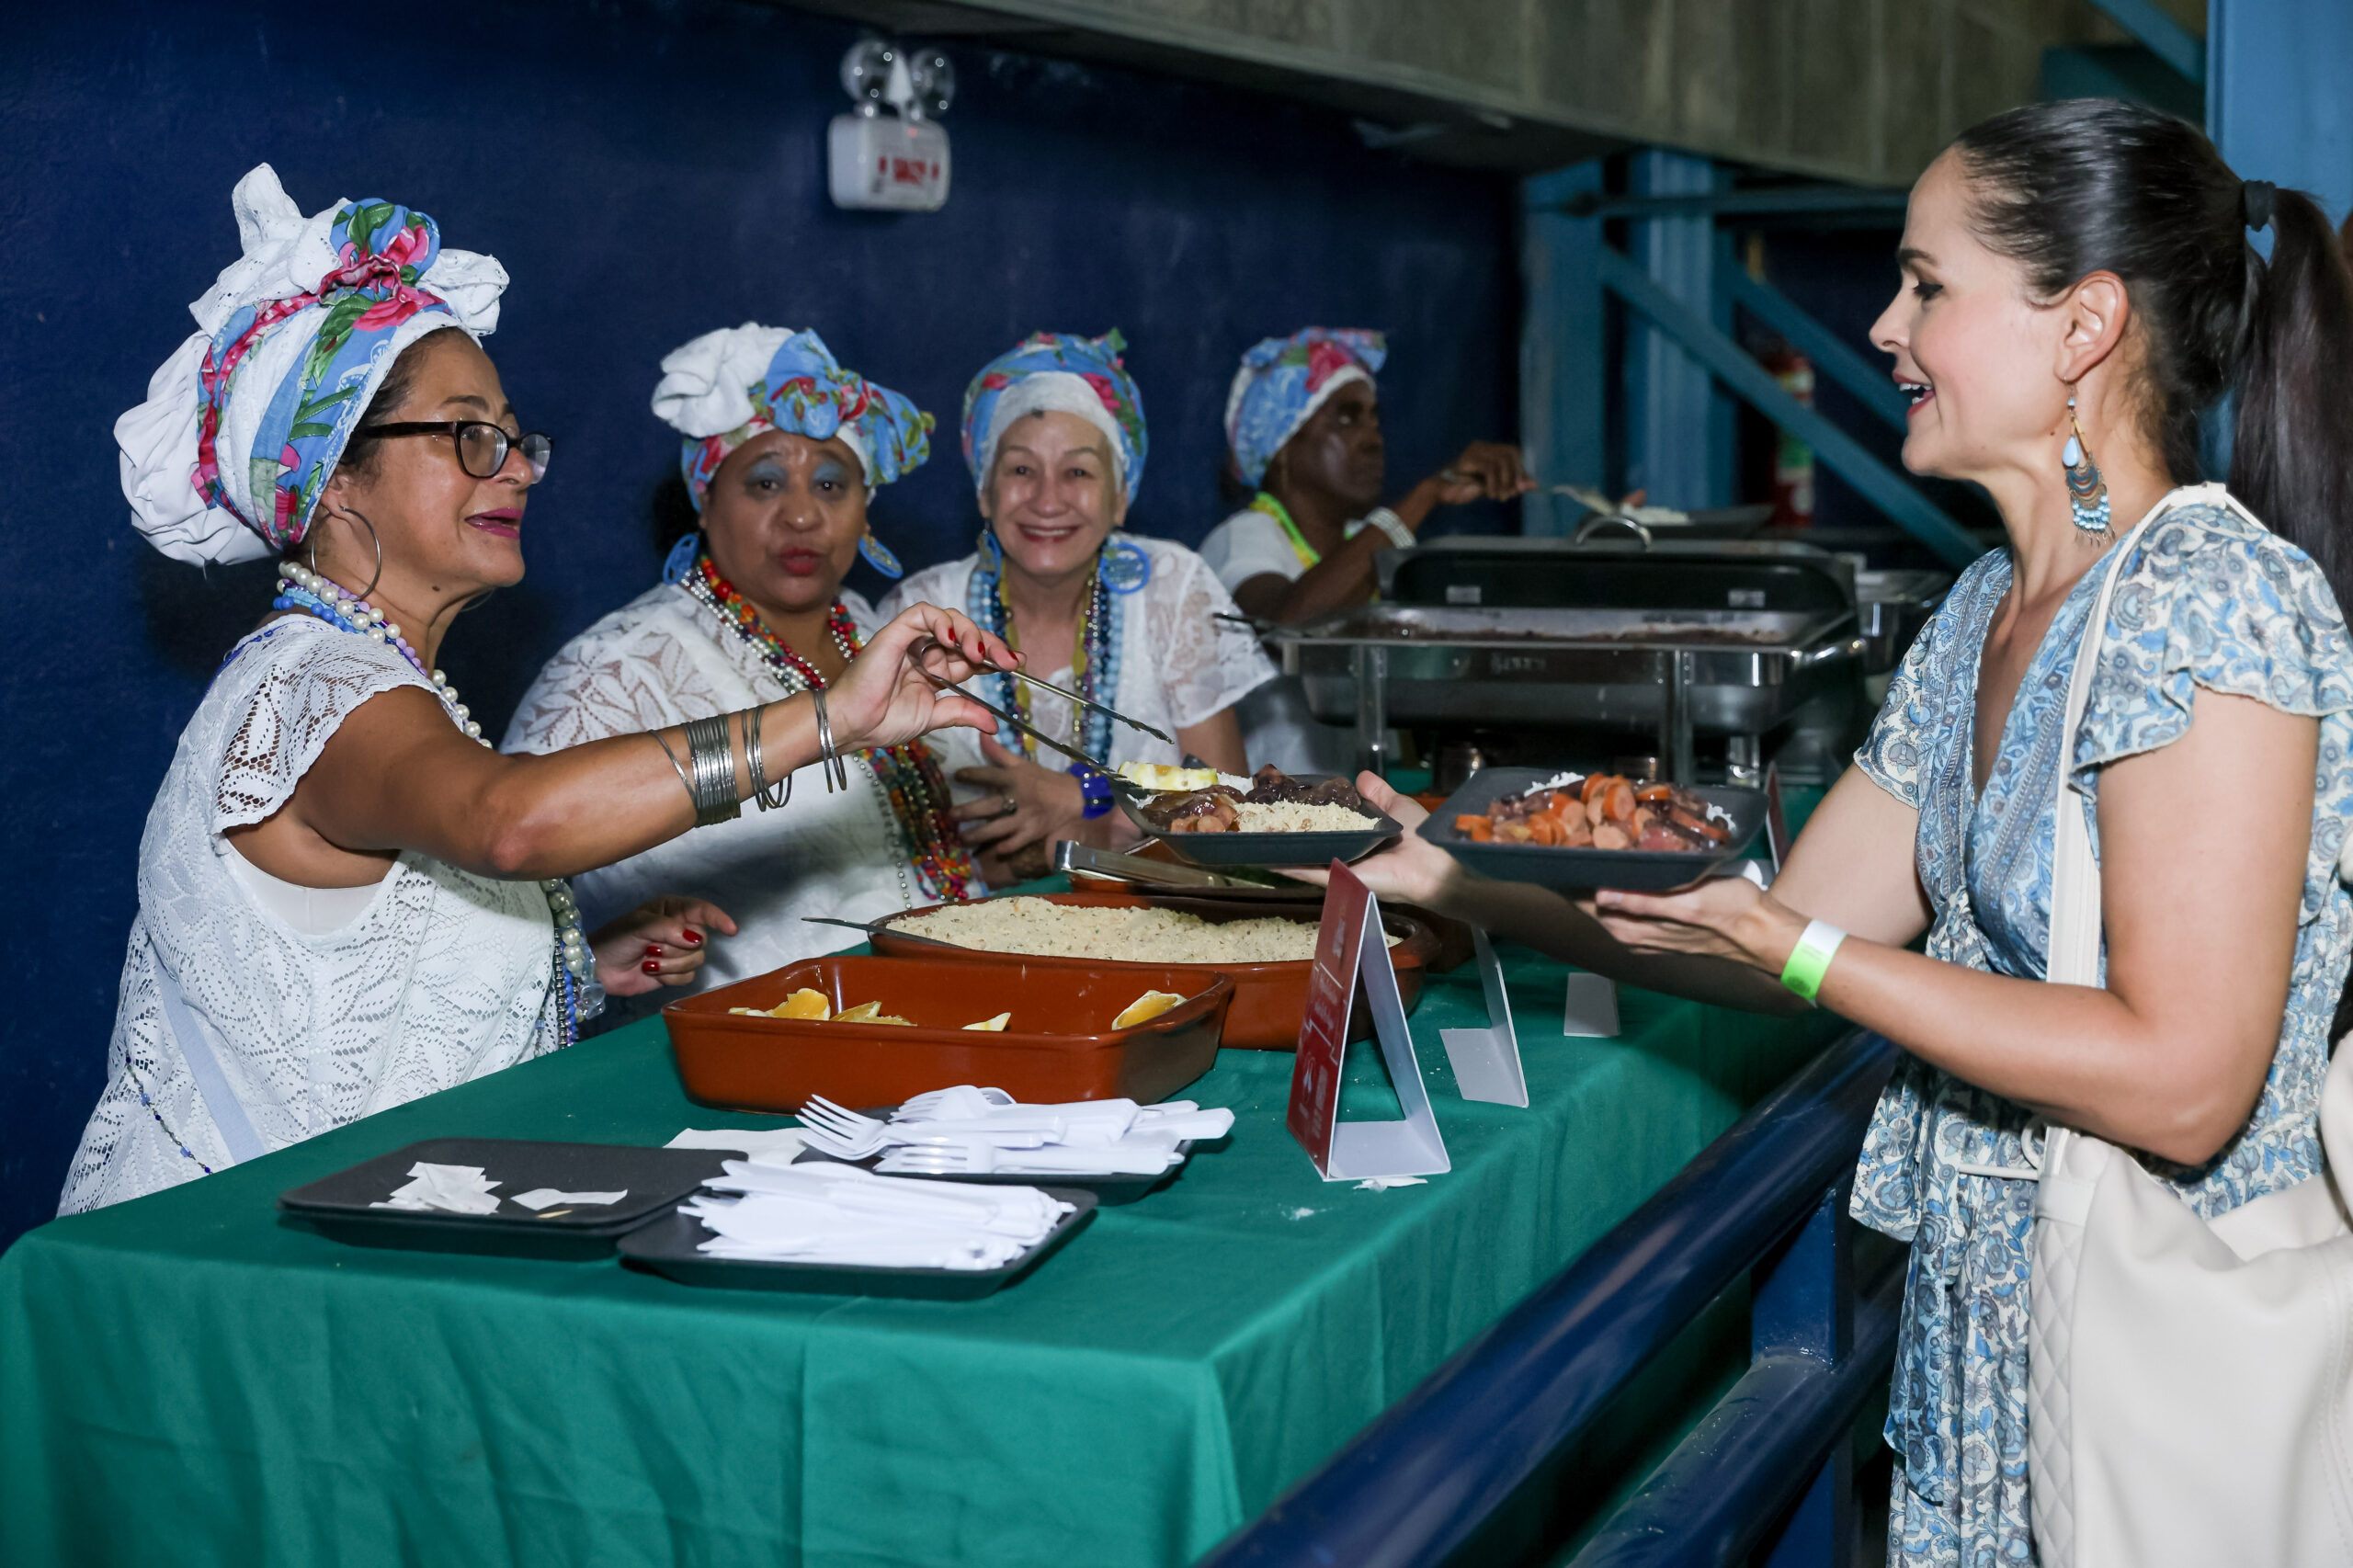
1422;767;1767;892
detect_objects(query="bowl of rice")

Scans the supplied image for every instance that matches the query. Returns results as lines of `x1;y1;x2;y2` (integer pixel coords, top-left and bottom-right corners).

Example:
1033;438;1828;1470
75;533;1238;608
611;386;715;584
869;892;1436;1050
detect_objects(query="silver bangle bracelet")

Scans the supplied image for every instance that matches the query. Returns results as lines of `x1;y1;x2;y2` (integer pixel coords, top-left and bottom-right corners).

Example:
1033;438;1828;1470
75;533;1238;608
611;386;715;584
742;705;790;812
650;728;697;813
810;687;848;793
680;712;743;827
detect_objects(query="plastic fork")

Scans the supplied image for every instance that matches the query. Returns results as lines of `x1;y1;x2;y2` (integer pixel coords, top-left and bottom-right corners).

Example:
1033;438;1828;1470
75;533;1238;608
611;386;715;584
880;1139;1181;1177
796;1096;892;1158
895;1086;1017;1120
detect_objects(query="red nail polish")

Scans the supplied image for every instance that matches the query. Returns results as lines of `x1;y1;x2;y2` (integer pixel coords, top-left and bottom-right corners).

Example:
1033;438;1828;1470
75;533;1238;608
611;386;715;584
642;960;662;975
643;944;664;958
681;929;702;946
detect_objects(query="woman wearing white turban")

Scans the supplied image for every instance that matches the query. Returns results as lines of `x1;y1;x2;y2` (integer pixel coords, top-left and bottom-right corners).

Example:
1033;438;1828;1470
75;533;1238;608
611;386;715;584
72;167;1011;1212
502;325;981;1016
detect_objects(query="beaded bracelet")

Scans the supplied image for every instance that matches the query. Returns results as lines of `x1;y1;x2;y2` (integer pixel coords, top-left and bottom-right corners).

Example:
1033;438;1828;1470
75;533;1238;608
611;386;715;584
1069;764;1114;819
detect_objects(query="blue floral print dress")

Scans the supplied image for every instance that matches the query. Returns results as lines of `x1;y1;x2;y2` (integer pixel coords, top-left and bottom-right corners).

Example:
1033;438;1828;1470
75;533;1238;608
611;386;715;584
1848;487;2353;1567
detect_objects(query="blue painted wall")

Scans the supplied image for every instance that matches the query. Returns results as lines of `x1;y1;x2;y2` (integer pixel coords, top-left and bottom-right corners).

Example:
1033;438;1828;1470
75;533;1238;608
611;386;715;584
0;0;1518;1245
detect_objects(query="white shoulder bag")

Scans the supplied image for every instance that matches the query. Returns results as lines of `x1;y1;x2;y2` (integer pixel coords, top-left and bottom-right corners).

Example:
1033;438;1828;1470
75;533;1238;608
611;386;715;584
2028;486;2353;1566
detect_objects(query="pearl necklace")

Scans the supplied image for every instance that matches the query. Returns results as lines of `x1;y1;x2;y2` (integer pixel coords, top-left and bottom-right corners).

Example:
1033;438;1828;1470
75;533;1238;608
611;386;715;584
272;561;602;1030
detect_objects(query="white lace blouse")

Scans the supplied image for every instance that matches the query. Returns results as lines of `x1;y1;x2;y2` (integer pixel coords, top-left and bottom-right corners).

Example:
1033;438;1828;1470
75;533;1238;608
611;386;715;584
63;619;563;1215
881;534;1277;782
503;583;955;1023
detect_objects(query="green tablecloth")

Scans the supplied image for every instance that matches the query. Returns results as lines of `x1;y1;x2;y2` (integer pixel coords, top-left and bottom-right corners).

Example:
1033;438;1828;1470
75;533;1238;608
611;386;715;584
0;938;1841;1568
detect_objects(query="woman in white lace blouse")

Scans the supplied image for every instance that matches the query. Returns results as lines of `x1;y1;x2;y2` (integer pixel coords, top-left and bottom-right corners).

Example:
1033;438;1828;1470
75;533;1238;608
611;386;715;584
503;325;983;1017
883;331;1276;880
69;169;1009;1213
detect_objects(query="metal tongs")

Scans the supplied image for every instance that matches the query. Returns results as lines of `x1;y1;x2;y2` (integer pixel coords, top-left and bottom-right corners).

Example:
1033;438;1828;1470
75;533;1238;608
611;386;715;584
907;638;1156;795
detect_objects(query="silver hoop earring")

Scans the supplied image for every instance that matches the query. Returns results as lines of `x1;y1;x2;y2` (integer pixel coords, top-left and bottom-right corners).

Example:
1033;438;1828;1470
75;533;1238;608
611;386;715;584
310;506;388;600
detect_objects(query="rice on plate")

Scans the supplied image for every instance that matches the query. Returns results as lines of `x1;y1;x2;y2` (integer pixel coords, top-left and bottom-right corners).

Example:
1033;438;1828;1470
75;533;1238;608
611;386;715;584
897;896;1401;964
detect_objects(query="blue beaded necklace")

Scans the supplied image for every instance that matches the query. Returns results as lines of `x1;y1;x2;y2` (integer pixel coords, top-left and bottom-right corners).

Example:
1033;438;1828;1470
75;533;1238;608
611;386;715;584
965;532;1131;763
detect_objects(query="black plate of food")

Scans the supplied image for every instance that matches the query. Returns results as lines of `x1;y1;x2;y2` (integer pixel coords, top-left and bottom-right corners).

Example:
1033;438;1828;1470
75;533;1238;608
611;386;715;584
615;1187;1097;1298
1118;766;1402;868
278;1138;736;1260
1419;767;1767;892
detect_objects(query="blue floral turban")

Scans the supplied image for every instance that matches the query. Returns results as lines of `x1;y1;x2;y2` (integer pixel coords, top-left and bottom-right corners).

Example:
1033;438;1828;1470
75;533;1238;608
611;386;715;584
1223;327;1387;486
961;330;1147;505
116;164;507;564
652;324;933;511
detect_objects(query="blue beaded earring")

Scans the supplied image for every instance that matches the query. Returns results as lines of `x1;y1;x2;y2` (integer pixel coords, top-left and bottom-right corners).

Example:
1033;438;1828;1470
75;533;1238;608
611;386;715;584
1097;535;1153;594
858;531;904;579
2063;395;2111;536
662;531;700;585
979;527;1005;570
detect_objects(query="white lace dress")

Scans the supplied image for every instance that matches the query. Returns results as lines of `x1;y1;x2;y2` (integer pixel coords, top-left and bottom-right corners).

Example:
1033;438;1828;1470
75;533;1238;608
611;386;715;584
881;534;1277;783
63;619;563;1215
504;584;955;1022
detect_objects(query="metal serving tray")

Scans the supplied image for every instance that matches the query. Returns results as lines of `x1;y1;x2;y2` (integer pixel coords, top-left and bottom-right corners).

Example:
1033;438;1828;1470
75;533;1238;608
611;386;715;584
1269;604;1862;781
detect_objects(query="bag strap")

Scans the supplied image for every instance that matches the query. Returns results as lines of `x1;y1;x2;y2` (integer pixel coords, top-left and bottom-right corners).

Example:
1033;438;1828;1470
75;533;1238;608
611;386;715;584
152;957;267;1165
2048;486;2245;984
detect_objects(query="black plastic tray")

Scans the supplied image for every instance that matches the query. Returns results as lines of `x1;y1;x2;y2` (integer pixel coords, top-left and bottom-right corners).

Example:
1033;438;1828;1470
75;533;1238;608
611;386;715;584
1120;776;1401;868
1419;767;1767;892
791;1141;1200;1206
278;1137;736;1260
616;1187;1097;1298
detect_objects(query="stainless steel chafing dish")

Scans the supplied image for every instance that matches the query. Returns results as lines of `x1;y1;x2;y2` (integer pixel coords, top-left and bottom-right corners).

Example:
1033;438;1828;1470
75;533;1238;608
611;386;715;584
1267;535;1882;784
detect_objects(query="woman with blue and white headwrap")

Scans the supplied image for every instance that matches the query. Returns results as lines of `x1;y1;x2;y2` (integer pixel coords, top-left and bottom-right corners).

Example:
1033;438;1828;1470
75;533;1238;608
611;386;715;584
884;330;1275;880
1199;327;1530;770
506;324;985;1015
70;170;1011;1211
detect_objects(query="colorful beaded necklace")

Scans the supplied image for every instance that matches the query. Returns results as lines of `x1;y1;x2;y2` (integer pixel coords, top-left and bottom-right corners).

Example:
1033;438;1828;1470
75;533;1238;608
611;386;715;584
965;535;1123;764
1249;492;1324;571
681;555;979;903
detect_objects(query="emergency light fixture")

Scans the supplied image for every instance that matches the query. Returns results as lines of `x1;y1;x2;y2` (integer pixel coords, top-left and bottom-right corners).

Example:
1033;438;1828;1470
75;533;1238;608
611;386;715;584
829;38;955;212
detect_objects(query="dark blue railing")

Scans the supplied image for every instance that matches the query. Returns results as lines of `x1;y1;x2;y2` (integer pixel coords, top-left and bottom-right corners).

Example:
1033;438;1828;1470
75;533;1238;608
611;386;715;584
1199;1028;1901;1568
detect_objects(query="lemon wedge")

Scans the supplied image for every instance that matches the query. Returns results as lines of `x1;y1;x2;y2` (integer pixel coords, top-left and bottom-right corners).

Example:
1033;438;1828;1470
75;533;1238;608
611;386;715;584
835;1001;884;1023
962;1012;1012;1031
1117;761;1219;793
867;1015;915;1026
769;988;832;1021
1112;990;1187;1028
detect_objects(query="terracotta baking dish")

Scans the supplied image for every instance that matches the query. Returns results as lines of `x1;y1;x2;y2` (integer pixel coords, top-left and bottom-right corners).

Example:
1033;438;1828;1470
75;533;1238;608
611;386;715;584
867;892;1436;1050
664;954;1230;1112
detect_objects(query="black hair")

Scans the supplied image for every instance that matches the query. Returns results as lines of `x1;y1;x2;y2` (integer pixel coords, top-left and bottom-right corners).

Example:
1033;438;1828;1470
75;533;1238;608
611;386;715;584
1956;99;2353;1042
335;324;469;479
1951;98;2353;614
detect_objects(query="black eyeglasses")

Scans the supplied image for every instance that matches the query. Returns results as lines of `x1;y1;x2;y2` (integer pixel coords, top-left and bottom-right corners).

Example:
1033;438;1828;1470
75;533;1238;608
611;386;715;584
355;421;552;483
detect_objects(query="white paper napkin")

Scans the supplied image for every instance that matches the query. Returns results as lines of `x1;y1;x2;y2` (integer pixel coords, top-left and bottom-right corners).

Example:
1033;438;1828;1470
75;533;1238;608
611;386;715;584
509;1188;628;1210
370;1162;503;1214
667;1127;808;1162
686;1160;1074;1268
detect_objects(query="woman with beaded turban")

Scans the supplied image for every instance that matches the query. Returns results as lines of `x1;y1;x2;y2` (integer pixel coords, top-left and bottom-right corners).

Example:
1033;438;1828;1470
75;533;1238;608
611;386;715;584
504;324;982;1014
883;330;1275;880
73;168;1011;1212
1199;327;1531;770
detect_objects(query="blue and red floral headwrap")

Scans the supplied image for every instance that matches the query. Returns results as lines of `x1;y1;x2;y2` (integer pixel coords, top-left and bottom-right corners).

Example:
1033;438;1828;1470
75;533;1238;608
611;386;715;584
961;330;1147;505
1223;328;1386;486
652;324;932;511
117;164;507;564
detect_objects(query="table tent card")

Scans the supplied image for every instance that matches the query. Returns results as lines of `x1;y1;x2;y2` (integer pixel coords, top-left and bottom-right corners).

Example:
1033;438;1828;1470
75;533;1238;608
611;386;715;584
1440;929;1529;1107
1563;972;1621;1039
1287;862;1450;1181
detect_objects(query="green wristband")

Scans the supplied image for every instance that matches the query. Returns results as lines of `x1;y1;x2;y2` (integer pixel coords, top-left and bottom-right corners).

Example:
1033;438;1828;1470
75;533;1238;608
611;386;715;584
1779;919;1847;1003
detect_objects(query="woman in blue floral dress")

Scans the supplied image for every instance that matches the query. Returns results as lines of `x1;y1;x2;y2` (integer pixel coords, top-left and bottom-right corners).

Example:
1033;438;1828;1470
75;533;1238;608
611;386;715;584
1339;99;2353;1564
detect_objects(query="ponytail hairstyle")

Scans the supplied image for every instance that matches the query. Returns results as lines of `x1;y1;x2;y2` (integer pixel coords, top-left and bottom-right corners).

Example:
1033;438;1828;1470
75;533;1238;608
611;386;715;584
1949;98;2353;616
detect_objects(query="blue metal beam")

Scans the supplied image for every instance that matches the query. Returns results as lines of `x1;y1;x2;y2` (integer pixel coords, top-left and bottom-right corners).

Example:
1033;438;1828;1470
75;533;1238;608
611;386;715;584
2086;0;2205;85
1538;187;1911;222
1195;1031;1899;1568
1721;264;1912;433
1595;246;1983;569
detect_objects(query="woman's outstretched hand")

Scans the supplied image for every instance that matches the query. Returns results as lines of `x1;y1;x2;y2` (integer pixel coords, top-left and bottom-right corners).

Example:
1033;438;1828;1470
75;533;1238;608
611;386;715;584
830;603;1018;754
1587;877;1805;975
592;896;738;996
951;735;1085;857
1288;774;1472;911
